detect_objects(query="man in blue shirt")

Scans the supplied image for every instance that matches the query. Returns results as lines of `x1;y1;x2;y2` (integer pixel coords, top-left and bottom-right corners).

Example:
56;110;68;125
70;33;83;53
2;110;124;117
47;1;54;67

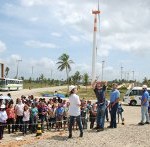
108;83;120;128
138;85;149;125
92;80;107;131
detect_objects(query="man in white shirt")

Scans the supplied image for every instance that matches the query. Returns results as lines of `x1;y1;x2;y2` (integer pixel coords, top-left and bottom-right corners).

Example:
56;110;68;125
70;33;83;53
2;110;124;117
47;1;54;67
68;85;83;138
0;104;8;140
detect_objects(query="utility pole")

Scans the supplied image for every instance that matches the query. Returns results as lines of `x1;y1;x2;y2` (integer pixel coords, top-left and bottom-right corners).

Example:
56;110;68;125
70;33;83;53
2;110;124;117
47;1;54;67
121;66;123;81
127;72;129;81
132;70;135;81
51;69;53;79
16;59;22;79
31;66;34;80
102;60;105;81
91;9;100;83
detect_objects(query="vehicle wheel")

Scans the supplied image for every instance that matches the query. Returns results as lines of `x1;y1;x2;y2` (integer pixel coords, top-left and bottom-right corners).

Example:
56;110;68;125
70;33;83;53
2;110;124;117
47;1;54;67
130;100;137;106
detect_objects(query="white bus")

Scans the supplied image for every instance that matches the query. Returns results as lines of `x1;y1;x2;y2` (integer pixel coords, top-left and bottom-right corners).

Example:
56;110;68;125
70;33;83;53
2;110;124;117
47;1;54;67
123;87;150;106
0;78;23;91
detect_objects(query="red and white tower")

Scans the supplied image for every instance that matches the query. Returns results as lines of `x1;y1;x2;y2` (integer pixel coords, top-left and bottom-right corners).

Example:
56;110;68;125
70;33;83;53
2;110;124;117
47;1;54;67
91;10;100;83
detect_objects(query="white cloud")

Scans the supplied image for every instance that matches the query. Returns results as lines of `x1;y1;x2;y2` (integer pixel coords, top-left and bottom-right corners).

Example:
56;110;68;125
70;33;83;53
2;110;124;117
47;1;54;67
0;40;7;52
29;17;39;22
30;57;55;69
70;35;80;42
21;0;51;7
10;54;22;61
51;32;62;37
25;40;57;49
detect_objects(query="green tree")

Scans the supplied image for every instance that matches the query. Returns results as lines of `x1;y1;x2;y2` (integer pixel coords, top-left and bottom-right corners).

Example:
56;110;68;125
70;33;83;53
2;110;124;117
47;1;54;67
57;53;74;91
74;71;82;85
82;73;89;91
5;67;10;78
39;74;44;87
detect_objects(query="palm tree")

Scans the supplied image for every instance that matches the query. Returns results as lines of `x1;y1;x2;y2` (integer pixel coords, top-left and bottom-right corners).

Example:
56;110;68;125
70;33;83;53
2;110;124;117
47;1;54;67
57;53;74;91
82;73;89;91
5;67;10;78
74;71;82;85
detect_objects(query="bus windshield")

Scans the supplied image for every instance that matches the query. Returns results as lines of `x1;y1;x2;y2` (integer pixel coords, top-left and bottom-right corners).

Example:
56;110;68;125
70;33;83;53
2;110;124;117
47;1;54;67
125;90;131;96
0;79;5;86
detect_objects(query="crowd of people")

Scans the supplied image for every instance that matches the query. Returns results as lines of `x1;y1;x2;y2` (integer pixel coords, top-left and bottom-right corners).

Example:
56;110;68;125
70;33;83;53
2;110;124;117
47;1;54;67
0;82;126;140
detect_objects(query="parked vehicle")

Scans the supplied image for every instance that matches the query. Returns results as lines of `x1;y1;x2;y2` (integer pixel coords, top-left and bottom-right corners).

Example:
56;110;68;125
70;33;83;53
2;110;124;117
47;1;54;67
123;87;150;106
0;78;23;91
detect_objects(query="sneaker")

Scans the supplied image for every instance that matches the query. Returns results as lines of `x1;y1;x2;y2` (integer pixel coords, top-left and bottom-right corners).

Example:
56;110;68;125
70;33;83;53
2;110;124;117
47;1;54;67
145;122;150;124
68;134;72;138
97;128;104;132
79;132;83;137
138;122;144;125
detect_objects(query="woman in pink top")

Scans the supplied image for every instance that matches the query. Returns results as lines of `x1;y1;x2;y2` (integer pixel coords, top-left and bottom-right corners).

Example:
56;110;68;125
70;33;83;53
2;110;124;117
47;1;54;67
6;103;15;134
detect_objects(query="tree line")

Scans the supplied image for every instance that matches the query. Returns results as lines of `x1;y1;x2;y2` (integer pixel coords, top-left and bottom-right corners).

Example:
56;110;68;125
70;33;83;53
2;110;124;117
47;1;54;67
4;53;148;89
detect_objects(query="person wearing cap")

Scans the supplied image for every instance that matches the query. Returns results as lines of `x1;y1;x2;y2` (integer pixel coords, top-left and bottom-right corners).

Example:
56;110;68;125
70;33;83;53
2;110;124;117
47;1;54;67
138;85;150;125
108;83;120;128
68;85;83;138
91;80;107;131
0;104;8;140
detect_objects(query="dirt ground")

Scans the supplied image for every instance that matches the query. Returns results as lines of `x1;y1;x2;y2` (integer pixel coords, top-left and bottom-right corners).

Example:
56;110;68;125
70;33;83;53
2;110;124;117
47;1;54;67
0;87;150;147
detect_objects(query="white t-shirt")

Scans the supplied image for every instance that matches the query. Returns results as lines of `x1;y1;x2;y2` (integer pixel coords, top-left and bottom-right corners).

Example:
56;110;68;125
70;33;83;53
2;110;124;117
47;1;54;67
0;111;8;123
68;94;81;116
15;103;24;116
23;110;30;122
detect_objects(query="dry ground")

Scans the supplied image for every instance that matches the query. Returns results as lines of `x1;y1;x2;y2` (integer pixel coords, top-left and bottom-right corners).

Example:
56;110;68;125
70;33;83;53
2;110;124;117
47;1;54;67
0;87;150;147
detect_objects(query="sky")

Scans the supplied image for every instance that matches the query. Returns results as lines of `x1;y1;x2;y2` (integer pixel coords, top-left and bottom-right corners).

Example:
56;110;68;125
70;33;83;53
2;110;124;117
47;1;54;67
0;0;150;81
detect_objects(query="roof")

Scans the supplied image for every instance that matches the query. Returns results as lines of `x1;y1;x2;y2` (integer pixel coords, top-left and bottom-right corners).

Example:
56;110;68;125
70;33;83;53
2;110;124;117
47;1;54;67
132;87;150;90
0;78;23;81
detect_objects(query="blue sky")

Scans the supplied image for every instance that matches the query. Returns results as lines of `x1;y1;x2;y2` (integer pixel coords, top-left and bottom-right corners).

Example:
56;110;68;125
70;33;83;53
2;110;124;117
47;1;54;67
0;0;150;81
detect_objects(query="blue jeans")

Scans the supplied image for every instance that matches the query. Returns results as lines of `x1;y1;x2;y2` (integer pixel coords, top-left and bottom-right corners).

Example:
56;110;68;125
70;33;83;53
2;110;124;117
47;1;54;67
68;115;83;135
141;106;149;123
96;103;106;129
110;103;118;128
23;121;29;134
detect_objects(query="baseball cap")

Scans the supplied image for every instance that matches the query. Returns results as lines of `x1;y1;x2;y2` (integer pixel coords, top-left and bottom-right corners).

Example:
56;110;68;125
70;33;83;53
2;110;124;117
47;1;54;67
142;85;147;89
69;85;76;92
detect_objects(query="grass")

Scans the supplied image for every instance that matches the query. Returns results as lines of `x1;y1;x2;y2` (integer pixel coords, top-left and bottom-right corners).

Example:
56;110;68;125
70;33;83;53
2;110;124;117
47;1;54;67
39;86;127;101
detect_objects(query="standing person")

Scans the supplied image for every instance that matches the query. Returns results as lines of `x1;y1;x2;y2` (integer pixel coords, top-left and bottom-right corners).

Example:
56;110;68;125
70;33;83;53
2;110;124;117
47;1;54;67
91;80;107;131
6;103;15;134
108;83;120;128
138;85;150;125
15;98;24;132
117;103;124;124
30;103;38;133
63;102;69;130
38;102;47;132
89;103;97;129
56;103;64;131
0;104;8;140
68;85;83;138
22;105;30;135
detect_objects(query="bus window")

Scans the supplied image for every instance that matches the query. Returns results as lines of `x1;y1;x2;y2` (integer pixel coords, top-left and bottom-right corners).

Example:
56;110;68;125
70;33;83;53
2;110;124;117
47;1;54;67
0;79;5;85
138;90;143;96
129;90;138;96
